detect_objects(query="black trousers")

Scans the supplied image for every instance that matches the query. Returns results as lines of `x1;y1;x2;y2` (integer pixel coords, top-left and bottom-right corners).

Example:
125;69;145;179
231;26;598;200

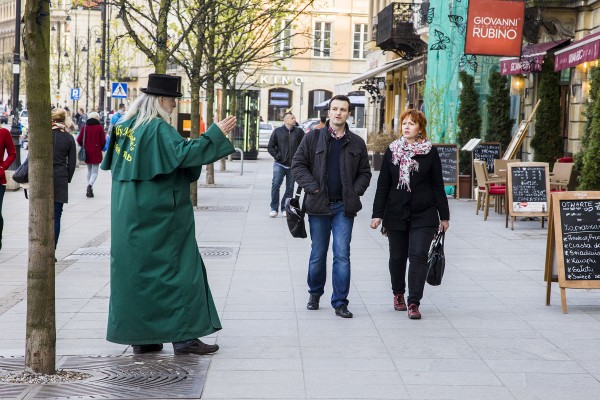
0;184;5;250
387;225;437;306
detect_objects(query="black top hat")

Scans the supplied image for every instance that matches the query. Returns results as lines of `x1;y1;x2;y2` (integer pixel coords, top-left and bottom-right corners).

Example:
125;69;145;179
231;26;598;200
141;74;183;98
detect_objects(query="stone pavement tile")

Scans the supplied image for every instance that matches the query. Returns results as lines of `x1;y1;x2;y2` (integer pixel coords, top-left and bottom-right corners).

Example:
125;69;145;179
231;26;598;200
406;385;517;400
304;371;408;399
297;319;380;337
0;339;25;356
57;328;107;339
221;311;297;320
201;370;305;399
485;359;586;373
214;337;301;359
302;358;395;371
393;358;492;373
456;328;545;340
300;344;390;360
400;370;502;386
496;372;600;400
466;338;570;361
217;319;298;338
56;338;124;356
210;358;302;371
543;338;600;362
388;337;480;360
379;327;462;342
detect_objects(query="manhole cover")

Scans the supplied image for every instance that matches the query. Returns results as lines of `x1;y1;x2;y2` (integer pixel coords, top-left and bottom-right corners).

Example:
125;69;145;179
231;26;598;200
0;355;210;399
197;184;253;189
0;358;29;399
70;247;111;257
196;205;248;212
200;247;234;258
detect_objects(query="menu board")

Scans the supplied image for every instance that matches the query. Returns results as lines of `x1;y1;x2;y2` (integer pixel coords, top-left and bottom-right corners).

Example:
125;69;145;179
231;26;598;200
508;163;549;213
546;191;600;313
433;144;458;185
473;142;501;173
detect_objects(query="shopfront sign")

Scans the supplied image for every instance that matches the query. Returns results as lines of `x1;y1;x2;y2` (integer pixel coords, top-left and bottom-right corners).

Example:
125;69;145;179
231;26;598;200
464;0;525;57
407;57;427;85
554;32;600;71
259;75;304;86
500;39;570;75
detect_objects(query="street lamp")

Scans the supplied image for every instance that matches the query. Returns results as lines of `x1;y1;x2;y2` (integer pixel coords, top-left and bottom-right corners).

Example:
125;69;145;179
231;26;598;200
9;0;22;169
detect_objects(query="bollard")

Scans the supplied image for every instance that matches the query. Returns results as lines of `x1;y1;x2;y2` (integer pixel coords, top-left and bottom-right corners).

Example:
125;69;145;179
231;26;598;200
234;148;244;175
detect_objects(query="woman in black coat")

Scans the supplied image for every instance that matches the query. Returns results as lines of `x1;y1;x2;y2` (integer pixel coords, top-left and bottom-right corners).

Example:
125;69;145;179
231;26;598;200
371;109;449;320
51;108;77;248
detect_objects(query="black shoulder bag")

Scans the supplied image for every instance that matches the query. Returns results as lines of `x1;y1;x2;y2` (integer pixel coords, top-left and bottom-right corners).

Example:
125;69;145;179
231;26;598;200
285;186;307;239
426;231;445;286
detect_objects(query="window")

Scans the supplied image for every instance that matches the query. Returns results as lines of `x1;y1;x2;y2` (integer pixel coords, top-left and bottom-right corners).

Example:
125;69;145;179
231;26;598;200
275;20;292;57
308;89;332;118
268;88;293;121
313;22;332;57
352;24;368;59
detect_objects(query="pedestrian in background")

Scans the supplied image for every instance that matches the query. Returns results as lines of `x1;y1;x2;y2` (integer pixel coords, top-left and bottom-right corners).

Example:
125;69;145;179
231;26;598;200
108;103;126;135
64;109;76;133
101;74;237;355
370;109;449;320
77;111;106;198
292;95;372;318
0;127;16;251
51;108;77;249
267;112;304;217
313;115;326;130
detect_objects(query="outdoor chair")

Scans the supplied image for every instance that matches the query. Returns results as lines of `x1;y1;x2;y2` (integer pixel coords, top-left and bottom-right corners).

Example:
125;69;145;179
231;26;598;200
474;160;506;221
550;162;574;192
492;159;520;179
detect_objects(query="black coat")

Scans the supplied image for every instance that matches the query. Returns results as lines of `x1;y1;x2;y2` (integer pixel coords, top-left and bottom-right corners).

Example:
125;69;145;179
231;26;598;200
267;125;304;167
372;146;450;231
291;123;371;217
53;129;77;204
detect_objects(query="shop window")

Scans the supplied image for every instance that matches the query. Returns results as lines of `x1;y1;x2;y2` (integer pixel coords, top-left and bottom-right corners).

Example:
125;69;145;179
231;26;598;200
268;88;292;122
275;20;292;57
313;22;332;57
352;24;368;59
308;89;332;118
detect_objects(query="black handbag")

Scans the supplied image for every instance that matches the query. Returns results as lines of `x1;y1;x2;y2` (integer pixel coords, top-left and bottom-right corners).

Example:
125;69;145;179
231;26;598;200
426;231;445;286
285;186;307;239
78;126;87;162
12;157;29;184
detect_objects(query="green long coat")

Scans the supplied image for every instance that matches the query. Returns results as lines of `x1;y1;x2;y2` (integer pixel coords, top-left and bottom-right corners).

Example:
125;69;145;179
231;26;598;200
100;118;234;345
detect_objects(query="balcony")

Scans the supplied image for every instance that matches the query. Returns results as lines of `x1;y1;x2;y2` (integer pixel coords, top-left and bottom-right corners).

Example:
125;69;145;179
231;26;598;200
375;2;426;59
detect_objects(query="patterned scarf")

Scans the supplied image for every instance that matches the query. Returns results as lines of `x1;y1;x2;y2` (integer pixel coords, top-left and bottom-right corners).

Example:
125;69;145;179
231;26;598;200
389;136;432;191
52;122;68;132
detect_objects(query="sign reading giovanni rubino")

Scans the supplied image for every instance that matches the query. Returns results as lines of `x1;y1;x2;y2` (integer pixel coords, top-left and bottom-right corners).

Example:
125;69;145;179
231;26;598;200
464;0;525;57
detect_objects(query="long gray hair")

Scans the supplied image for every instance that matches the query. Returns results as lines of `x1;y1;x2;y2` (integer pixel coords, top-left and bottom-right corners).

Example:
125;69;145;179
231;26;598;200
121;93;172;130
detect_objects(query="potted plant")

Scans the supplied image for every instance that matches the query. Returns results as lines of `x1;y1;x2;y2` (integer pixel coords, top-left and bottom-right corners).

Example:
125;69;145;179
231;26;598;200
457;71;482;198
367;131;396;171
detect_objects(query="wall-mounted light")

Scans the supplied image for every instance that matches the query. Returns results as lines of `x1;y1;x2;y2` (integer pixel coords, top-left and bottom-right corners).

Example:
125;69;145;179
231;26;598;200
377;81;385;90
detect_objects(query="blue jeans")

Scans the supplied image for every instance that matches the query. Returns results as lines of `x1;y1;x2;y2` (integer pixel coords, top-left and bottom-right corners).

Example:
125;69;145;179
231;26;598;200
54;202;64;249
270;163;294;212
307;201;354;308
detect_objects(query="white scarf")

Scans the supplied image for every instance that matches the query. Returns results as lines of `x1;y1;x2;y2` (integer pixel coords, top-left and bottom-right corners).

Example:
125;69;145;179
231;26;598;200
389;136;432;191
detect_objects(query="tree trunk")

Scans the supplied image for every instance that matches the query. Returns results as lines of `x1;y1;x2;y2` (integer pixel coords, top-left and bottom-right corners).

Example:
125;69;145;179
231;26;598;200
205;74;215;185
23;0;56;375
189;75;201;205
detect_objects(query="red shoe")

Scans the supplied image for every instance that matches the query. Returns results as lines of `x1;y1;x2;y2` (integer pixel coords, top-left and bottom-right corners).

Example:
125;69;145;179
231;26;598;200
407;303;421;319
393;294;407;311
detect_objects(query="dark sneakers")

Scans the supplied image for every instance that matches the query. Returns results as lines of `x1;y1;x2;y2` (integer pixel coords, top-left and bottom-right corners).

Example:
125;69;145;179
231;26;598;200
394;293;407;311
407;303;421;319
133;343;163;354
174;339;219;355
86;184;94;198
334;304;353;318
307;294;320;310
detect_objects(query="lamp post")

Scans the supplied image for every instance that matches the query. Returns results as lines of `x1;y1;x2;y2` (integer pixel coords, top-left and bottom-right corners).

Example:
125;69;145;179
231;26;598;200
9;0;22;169
99;0;107;124
85;5;90;112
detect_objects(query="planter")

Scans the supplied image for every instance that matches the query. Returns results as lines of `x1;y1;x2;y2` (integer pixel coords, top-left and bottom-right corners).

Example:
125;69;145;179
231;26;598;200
458;174;473;199
371;152;383;171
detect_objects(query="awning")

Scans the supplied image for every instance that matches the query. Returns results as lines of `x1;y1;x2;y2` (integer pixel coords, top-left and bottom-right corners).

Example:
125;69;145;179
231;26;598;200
350;59;408;85
554;32;600;71
500;39;570;75
314;96;366;110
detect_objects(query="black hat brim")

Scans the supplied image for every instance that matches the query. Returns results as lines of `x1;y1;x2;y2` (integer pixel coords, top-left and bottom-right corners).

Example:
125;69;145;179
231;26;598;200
141;88;183;98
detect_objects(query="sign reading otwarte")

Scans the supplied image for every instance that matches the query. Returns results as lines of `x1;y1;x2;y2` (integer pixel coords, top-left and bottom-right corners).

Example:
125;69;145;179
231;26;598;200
464;0;525;57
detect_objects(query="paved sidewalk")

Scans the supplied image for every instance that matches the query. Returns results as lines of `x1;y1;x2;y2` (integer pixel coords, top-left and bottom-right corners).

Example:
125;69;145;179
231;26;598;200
2;154;600;399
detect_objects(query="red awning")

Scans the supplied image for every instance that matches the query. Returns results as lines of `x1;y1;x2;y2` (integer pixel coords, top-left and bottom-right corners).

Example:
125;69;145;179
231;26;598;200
554;32;600;71
500;39;570;75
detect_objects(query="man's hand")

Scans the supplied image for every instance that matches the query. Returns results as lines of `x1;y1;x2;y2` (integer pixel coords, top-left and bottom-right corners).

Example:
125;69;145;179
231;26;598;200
370;218;382;229
217;116;237;135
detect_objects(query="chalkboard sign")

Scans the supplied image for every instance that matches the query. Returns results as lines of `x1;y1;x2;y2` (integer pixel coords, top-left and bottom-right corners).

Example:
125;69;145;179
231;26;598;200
433;144;458;186
503;99;541;160
545;191;600;313
473;142;501;173
507;162;550;229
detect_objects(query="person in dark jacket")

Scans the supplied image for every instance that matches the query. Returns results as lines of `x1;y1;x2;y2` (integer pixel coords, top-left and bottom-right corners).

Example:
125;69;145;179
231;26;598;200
51;108;77;249
267;112;304;217
0;127;17;251
77;111;106;197
370;109;449;320
291;95;371;318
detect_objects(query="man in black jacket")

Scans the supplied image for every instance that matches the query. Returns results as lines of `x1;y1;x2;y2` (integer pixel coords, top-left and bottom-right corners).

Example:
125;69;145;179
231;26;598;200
291;95;371;318
267;112;304;217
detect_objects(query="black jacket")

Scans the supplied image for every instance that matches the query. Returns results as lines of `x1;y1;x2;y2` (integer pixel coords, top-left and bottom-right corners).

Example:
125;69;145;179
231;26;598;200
291;122;372;217
372;146;450;231
53;129;77;204
267;125;304;167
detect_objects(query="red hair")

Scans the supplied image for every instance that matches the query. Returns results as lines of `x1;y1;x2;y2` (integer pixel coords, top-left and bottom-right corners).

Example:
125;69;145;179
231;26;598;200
400;109;427;140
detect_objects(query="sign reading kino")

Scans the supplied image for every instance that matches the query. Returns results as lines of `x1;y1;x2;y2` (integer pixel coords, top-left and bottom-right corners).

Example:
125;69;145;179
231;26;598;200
259;76;305;86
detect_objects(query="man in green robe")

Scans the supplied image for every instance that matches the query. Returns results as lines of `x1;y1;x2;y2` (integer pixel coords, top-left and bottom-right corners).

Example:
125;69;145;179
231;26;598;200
101;74;236;355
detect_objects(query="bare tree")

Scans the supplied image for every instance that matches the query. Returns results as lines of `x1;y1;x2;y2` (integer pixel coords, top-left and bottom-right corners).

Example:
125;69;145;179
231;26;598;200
22;0;56;375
